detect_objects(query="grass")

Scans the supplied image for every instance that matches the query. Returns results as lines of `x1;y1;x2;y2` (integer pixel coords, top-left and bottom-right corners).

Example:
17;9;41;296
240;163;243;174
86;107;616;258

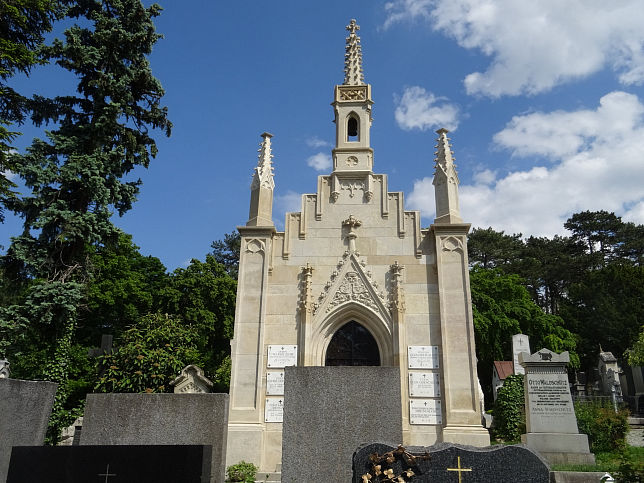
551;446;644;473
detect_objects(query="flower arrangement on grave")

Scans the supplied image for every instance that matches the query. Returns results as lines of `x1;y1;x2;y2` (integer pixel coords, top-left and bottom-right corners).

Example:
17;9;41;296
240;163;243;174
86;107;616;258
361;445;431;482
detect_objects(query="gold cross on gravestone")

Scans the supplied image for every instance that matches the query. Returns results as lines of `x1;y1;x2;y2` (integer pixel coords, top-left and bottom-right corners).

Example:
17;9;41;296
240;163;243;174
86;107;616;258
98;463;117;482
446;456;472;483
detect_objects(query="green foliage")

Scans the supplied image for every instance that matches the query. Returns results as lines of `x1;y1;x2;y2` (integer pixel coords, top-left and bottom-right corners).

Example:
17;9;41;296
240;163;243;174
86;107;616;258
83;232;169;343
574;400;629;453
468;227;523;269
492;374;525;442
615;446;644;483
211;231;241;279
95;313;203;394
626;327;644;366
160;255;236;380
226;461;257;483
0;0;60;222
470;266;578;403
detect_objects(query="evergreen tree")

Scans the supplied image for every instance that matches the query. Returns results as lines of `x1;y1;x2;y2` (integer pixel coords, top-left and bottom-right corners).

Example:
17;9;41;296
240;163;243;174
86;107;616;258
211;230;241;279
0;0;60;222
0;0;171;440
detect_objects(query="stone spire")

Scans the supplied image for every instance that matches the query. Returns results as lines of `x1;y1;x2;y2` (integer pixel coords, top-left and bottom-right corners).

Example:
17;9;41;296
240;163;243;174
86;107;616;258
247;132;275;226
433;128;462;224
343;19;364;86
251;132;274;191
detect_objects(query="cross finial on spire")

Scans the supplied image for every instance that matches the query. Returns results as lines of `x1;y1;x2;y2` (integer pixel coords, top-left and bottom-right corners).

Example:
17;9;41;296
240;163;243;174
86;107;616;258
343;19;365;86
251;132;275;190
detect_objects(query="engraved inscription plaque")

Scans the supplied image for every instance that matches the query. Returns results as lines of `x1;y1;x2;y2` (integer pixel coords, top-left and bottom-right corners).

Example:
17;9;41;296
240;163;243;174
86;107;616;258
408;346;439;369
409;372;440;397
409;399;442;425
525;372;578;433
265;398;284;423
267;345;297;368
266;371;284;395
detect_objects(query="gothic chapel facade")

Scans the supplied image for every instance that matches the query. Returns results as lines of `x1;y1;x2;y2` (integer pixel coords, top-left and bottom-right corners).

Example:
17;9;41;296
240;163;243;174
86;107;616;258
226;20;489;472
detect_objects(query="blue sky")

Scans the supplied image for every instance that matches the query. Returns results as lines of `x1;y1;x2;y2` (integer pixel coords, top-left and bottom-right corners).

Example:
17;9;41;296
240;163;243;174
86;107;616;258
3;0;644;270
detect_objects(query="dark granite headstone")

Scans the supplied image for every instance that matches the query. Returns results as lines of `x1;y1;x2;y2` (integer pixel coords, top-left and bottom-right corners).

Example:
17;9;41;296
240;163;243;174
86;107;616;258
80;393;228;483
7;445;210;483
352;442;550;483
0;379;57;483
281;367;402;483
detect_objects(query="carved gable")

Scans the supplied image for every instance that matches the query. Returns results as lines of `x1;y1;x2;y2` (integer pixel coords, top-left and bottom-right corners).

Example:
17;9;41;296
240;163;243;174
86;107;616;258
313;251;390;323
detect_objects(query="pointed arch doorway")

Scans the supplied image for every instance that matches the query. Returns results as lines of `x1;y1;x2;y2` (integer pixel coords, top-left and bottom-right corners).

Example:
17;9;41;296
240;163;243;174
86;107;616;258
325;321;381;366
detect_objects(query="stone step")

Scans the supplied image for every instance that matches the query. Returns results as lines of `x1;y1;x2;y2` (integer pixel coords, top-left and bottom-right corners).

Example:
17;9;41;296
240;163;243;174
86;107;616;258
255;472;281;483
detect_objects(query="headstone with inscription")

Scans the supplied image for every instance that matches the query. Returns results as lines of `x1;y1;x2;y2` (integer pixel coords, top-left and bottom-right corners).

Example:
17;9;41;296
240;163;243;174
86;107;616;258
281;367;402;483
519;348;595;465
352;442;550;483
512;334;530;375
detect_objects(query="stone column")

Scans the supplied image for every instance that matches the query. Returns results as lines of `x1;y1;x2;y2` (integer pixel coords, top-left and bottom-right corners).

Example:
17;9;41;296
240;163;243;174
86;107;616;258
433;223;489;446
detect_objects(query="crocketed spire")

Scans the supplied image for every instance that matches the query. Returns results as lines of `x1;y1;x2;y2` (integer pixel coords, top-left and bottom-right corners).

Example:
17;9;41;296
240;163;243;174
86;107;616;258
343;19;364;86
251;132;274;190
433;128;462;223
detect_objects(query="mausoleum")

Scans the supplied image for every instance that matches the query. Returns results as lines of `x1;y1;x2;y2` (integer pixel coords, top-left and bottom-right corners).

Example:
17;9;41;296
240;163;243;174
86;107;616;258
226;19;489;473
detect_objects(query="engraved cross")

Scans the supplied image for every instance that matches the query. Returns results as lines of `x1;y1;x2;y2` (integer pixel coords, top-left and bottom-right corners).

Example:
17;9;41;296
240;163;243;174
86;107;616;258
446;456;472;483
98;463;117;482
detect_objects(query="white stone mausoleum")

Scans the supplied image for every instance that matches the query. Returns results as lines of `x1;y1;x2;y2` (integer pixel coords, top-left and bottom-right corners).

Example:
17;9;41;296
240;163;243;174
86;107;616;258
226;19;489;473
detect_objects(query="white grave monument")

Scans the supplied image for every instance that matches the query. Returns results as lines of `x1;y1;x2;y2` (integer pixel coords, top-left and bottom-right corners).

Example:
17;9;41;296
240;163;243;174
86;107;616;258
170;365;213;394
512;334;530;375
520;348;595;465
226;19;489;474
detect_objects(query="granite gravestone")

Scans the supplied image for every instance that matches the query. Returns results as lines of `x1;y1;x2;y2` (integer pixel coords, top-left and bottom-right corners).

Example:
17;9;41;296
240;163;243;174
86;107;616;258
281;367;402;483
7;445;210;483
0;378;57;483
519;348;594;465
352;442;550;483
80;393;228;483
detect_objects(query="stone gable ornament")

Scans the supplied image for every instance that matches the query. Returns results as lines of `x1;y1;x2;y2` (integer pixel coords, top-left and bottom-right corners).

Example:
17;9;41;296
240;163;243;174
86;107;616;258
0;358;10;379
170;365;213;394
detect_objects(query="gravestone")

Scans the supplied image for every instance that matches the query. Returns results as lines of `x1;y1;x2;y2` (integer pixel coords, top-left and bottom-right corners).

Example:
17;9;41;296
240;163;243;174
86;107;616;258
0;378;57;483
170;365;213;393
80;393;228;483
512;334;530;375
281;367;402;483
7;445;210;483
519;348;595;465
353;442;550;483
0;358;10;378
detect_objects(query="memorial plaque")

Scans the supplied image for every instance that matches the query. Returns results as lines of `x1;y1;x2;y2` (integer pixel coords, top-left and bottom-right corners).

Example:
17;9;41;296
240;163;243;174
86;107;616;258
266;371;284;395
267;345;297;368
409;399;442;425
265;398;284;423
525;372;578;433
408;346;439;369
408;372;440;397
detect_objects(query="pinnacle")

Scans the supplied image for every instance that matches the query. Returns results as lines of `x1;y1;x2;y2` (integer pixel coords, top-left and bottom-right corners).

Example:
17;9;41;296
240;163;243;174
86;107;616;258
343;19;365;86
251;132;275;190
434;128;456;172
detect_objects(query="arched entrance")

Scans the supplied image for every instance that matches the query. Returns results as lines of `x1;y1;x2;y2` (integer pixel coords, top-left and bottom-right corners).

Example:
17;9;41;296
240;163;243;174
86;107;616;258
325;321;381;366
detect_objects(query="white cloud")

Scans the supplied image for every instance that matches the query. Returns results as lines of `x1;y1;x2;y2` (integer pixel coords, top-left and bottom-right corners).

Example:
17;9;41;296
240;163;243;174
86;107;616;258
407;91;644;235
306;152;332;171
384;0;644;97
306;136;331;148
394;86;459;131
275;190;303;215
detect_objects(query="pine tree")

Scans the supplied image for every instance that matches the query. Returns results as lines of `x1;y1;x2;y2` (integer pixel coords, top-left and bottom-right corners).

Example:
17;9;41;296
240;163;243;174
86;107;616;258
1;0;171;440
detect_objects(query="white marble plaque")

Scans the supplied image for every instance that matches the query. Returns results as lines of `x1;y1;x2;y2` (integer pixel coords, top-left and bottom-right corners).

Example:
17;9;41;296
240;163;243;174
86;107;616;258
409;372;440;397
408;346;439;369
409;399;442;425
265;397;284;423
266;371;284;395
267;345;297;368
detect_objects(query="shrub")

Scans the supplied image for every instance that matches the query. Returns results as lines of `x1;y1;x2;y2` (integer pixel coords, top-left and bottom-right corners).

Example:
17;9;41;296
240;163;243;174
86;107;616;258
226;461;257;483
493;374;525;442
574;400;629;453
